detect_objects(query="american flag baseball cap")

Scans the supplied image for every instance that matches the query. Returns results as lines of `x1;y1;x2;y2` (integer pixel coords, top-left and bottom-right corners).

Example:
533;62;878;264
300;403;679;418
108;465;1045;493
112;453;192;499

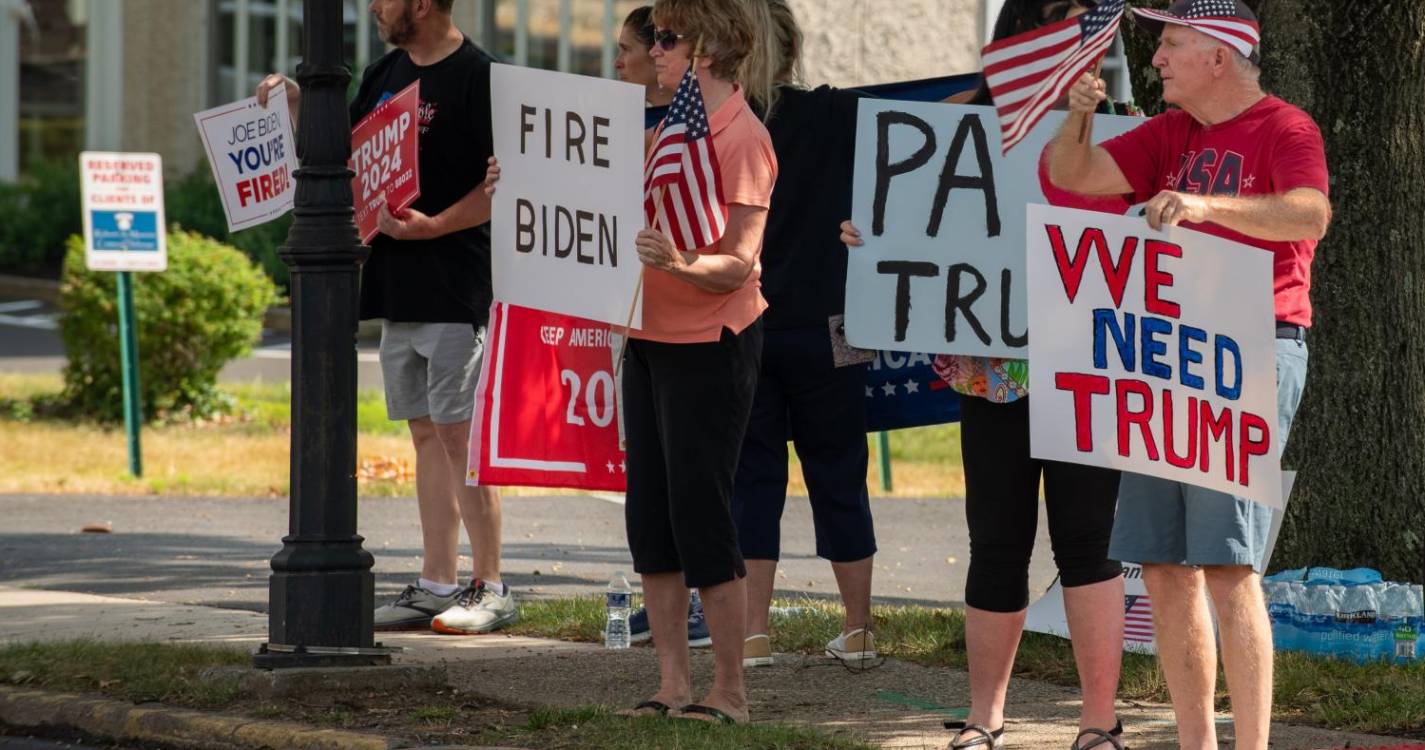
1131;0;1262;64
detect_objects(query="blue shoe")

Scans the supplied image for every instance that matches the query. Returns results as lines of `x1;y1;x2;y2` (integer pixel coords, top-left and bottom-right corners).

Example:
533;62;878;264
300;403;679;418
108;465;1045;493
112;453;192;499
626;591;711;646
629;605;652;643
687;592;712;648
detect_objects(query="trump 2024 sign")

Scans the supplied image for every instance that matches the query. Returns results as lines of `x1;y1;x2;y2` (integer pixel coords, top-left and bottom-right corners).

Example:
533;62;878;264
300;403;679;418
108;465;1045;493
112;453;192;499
1026;204;1283;508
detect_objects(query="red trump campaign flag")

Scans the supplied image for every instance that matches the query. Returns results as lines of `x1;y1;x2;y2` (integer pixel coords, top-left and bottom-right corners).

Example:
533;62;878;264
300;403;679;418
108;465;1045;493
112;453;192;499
981;0;1124;153
644;63;725;251
468;302;627;492
350;81;420;243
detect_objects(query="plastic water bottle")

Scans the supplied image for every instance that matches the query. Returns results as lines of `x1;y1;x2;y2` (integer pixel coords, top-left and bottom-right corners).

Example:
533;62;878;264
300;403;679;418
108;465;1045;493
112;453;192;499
1415;585;1425;660
605;570;633;649
1265;581;1299;652
1337;583;1379;663
1296;583;1339;658
1379;583;1422;664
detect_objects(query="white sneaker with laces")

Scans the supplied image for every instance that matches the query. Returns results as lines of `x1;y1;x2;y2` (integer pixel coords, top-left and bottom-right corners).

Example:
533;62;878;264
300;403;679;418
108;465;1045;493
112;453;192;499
431;580;519;635
825;627;877;663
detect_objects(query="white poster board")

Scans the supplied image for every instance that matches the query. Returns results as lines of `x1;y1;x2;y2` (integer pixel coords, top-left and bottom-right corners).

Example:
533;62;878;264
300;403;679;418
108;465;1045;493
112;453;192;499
1025;473;1296;654
1026;204;1282;508
846;102;1139;357
192;85;298;232
80;152;167;272
490;64;645;328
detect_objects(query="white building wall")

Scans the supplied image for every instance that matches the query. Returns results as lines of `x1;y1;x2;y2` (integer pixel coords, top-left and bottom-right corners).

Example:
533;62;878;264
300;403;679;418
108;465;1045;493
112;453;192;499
792;0;984;88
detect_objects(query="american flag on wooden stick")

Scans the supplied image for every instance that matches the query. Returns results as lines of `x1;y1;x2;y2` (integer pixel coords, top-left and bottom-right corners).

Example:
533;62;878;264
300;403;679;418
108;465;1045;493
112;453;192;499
980;0;1126;154
1124;593;1156;645
644;63;726;251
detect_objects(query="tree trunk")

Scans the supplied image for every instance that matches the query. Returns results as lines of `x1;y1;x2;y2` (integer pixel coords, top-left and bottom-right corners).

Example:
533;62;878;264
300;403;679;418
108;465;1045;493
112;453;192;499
1117;3;1425;582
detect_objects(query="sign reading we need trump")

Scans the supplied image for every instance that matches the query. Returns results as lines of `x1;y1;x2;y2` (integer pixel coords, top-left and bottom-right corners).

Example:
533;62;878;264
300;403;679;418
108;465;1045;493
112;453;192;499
467;302;626;492
193;86;298;232
1026;204;1283;508
490;64;645;328
845;102;1138;358
350;81;420;243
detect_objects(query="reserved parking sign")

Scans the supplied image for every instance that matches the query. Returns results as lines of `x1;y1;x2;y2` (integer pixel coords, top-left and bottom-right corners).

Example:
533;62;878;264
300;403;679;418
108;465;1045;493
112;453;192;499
80;152;167;272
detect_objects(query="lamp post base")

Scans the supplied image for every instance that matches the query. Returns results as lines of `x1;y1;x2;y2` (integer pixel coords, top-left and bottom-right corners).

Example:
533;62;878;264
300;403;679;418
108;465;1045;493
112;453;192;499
253;642;395;670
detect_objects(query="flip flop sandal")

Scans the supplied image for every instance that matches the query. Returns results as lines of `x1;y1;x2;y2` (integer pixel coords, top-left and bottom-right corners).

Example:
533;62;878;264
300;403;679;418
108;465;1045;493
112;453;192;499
1071;719;1126;750
620;700;672;717
676;703;738;725
945;720;1005;749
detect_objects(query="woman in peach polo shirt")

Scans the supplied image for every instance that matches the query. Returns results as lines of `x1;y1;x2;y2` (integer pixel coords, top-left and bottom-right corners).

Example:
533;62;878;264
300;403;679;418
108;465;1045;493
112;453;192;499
620;0;777;726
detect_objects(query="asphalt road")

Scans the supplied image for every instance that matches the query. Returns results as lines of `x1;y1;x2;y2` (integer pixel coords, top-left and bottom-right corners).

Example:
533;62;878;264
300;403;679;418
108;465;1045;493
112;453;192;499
0;291;1063;613
0;493;1061;612
0;297;385;389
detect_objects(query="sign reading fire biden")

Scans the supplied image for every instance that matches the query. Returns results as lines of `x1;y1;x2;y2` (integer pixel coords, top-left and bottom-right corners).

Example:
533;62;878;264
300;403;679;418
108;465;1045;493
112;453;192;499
1026;204;1283;508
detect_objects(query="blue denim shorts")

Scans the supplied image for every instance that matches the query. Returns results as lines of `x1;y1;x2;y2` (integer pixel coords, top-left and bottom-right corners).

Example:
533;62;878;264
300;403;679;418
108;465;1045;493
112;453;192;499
1108;338;1308;570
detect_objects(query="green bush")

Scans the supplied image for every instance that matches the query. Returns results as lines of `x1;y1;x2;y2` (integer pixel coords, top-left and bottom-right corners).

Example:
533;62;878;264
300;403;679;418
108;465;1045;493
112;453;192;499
57;229;279;423
0;159;292;291
0;160;82;274
165;167;292;291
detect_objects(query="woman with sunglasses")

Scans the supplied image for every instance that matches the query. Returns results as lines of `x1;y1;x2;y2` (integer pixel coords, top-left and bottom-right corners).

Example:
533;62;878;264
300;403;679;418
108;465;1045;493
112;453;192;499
841;1;1132;748
487;0;771;724
617;0;775;725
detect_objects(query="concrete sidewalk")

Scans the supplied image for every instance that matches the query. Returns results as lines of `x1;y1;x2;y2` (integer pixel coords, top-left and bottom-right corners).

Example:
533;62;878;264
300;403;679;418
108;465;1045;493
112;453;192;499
0;586;1411;750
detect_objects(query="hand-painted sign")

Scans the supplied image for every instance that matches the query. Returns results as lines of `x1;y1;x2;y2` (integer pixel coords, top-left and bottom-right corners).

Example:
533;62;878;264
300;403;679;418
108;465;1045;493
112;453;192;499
1026;204;1282;508
489;64;646;327
846;103;1138;358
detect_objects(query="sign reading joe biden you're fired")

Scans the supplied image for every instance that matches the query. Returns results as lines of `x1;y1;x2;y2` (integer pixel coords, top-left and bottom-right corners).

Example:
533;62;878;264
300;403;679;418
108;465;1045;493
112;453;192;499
490;64;646;328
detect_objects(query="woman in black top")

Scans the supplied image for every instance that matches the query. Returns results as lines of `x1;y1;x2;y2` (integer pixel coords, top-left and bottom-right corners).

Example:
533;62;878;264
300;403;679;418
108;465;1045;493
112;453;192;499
731;0;880;670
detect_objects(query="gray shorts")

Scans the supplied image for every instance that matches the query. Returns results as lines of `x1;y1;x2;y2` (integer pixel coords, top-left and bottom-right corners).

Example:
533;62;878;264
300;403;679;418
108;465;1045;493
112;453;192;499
1109;338;1308;570
378;321;485;424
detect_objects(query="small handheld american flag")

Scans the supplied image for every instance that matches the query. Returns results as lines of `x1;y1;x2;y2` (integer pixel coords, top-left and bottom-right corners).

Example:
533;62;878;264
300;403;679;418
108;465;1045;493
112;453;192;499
980;0;1126;154
644;63;726;252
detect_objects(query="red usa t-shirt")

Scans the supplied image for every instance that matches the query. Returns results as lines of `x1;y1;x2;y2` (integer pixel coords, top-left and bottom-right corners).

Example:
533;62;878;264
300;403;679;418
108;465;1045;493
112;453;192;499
1100;96;1329;327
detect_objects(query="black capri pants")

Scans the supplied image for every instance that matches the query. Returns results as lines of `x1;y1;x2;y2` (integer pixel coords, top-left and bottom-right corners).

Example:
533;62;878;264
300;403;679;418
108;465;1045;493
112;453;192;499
961;395;1121;613
732;325;876;563
623;320;763;589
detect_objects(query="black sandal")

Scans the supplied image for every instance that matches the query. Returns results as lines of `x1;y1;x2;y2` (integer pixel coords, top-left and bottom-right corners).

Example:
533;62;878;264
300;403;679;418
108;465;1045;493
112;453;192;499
1071;719;1126;750
621;700;672;717
676;703;737;725
945;720;1004;749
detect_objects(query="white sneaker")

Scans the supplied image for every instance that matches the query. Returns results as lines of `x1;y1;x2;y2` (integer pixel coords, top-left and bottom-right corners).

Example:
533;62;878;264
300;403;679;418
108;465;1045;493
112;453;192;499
431;580;519;635
825;628;877;664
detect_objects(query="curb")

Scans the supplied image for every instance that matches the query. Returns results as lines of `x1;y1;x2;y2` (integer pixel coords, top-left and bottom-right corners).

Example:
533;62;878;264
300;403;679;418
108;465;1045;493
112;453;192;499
0;685;413;750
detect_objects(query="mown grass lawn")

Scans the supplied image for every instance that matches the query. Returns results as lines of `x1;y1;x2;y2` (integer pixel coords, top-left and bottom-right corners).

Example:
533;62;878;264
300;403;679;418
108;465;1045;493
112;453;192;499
0;373;965;498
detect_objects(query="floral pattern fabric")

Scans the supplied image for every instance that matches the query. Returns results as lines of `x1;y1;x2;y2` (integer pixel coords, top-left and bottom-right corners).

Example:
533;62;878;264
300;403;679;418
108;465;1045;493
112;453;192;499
932;355;1028;404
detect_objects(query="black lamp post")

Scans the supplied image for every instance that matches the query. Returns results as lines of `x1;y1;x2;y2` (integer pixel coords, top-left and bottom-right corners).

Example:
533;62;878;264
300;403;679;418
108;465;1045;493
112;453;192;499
254;0;390;670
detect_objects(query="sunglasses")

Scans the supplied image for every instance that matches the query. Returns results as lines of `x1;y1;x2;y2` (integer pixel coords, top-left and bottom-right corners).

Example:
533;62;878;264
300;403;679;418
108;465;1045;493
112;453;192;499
652;28;689;51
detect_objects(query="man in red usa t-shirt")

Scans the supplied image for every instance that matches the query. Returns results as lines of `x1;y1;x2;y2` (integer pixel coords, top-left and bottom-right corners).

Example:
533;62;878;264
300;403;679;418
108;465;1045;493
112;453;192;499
1045;2;1331;750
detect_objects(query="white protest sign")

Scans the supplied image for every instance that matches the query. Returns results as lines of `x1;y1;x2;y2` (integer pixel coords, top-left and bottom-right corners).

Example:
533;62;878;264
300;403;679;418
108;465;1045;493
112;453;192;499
490;63;645;328
192;86;298;232
80;152;167;272
846;102;1139;358
1026;204;1282;507
1025;473;1296;654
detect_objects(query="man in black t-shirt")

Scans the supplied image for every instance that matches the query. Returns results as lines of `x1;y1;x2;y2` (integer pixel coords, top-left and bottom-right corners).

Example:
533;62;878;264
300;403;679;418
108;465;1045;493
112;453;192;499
257;0;515;636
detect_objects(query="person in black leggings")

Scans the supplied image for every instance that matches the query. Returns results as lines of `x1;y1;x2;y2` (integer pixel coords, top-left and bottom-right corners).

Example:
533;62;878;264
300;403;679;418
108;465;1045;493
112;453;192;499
840;2;1131;747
